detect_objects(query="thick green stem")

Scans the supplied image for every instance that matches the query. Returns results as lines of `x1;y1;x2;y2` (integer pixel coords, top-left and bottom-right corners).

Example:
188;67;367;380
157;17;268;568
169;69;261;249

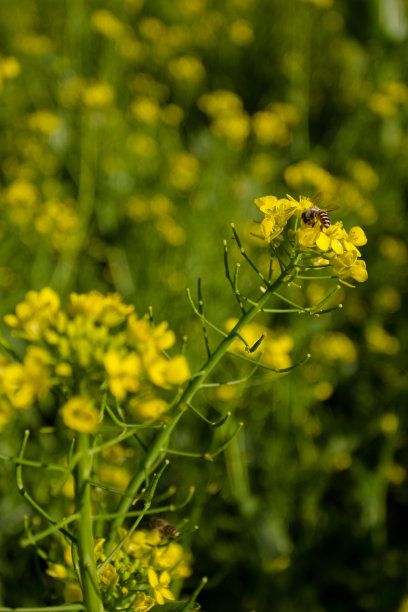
75;434;104;611
105;261;295;551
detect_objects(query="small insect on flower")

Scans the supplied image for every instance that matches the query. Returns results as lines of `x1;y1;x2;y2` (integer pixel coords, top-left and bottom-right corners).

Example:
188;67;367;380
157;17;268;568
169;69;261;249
150;517;180;538
301;193;338;229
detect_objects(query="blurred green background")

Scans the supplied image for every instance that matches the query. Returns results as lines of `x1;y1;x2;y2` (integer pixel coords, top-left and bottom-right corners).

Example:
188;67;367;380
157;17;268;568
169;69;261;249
1;0;408;610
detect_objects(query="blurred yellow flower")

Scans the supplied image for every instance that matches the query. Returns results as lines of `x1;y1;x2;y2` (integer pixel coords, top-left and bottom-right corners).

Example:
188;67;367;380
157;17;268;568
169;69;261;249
82;83;114;108
61;396;100;433
167;151;199;191
168;56;205;82
0;56;21;79
380;413;399;434
91;10;125;40
366;326;400;355
229;19;254;46
311;332;357;364
0;347;51;409
127;134;158;158
28;110;61;134
131;97;160;124
128;397;169;420
104;350;141;399
198;90;243;116
46;563;68;579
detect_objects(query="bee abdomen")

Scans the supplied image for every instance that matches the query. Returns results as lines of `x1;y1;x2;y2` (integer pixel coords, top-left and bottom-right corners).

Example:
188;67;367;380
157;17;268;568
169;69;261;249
316;210;331;228
150;517;180;538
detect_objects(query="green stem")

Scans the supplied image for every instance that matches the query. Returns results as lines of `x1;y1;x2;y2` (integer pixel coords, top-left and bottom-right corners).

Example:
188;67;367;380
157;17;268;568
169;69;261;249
75;434;104;611
104;259;296;551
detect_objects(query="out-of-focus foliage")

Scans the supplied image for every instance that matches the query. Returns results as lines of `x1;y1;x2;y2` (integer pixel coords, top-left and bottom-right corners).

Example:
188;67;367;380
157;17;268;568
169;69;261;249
1;0;408;610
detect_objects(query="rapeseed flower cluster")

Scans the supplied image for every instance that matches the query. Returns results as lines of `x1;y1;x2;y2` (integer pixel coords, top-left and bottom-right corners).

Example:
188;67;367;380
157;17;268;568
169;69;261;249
0;288;190;432
198;91;299;149
58;526;192;610
255;194;368;283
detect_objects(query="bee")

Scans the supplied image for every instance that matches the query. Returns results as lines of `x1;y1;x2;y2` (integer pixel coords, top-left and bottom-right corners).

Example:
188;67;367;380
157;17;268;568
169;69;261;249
301;193;339;229
150;517;180;538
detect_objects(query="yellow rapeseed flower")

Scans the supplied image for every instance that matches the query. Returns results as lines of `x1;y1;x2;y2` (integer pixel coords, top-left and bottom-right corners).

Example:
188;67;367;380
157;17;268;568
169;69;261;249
131;97;160;124
0;347;51;409
104;350;141;399
82;83;114;109
69;291;134;326
132;592;156;611
28;110;61;134
167;151;200;191
254;194;299;242
0;56;21;80
4;287;60;340
365;325;400;355
128;397;169;420
91;9;126;40
46;563;68;579
168;56;205;82
61;396;100;433
147;569;175;605
99;563;118;586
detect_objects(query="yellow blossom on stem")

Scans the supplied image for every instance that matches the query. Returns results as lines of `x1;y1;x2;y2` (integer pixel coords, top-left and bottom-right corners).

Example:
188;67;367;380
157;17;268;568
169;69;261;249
4;287;60;340
147;569;175;605
69;291;134;326
46;563;68;579
254;195;298;242
0;347;51;409
99;563;118;587
132;592;156;611
128;397;169;420
104;350;141;399
61;396;100;433
331;251;368;283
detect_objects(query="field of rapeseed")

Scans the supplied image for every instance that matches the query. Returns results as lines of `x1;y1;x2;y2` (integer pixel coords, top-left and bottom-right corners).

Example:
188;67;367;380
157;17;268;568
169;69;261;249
0;1;407;611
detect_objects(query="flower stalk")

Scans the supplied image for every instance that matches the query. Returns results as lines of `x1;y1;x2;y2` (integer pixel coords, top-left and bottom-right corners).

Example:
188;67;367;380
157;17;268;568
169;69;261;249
75;434;104;612
105;257;296;551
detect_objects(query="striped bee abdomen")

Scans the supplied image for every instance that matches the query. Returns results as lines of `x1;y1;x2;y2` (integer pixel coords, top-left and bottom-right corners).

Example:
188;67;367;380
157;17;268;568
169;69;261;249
150;517;180;538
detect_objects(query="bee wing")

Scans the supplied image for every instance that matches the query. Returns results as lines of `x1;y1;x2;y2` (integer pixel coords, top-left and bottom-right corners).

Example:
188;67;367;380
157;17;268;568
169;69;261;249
312;192;324;206
322;204;340;213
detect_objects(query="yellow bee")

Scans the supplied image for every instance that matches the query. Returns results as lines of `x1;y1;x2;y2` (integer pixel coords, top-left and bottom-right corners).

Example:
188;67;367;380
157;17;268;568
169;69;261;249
150;517;180;538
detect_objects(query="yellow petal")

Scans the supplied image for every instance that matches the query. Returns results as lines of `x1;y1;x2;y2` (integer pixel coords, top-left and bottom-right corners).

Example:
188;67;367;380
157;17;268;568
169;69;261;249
159;571;171;586
298;227;318;247
165;355;190;385
160;588;175;601
254;195;278;212
154;589;165;605
348;226;367;246
330;239;344;255
260;217;275;241
147;568;158;588
350;262;368;282
315;233;330;251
